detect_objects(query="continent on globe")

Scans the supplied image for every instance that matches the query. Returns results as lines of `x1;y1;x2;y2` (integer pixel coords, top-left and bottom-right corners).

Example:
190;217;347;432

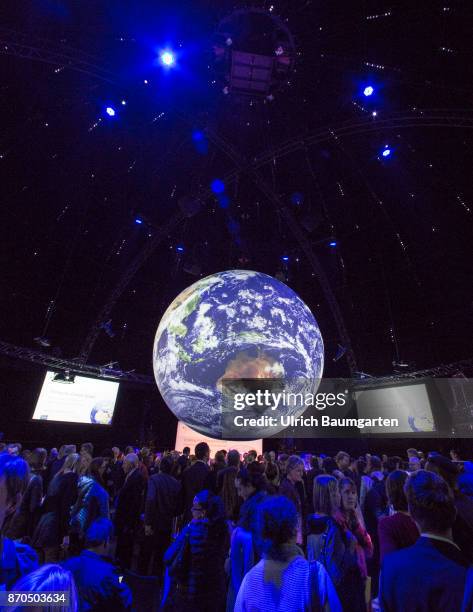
153;270;324;439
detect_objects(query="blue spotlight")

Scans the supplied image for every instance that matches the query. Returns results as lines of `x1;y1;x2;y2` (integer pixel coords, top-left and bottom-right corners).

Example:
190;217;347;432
282;255;289;262
160;51;175;67
211;179;225;194
105;106;116;117
329;241;337;247
363;85;374;97
218;194;230;209
135;217;143;225
176;245;184;253
382;147;391;157
290;192;304;205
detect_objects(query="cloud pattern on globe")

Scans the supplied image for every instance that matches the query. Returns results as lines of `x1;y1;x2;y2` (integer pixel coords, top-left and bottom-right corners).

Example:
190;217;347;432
153;270;324;439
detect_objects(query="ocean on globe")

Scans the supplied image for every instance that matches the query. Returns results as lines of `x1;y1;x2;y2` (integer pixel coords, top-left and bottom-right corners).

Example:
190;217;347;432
153;270;324;439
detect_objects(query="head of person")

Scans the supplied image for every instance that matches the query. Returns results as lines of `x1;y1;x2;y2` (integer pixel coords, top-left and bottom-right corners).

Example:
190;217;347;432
195;442;210;463
63;444;77;458
0;454;29;529
159;455;174;475
310;455;319;470
285;455;304;483
58;453;80;476
257;495;298;560
385;469;409;512
321;456;338;475
125;445;135;456
407;448;419;459
112;446;120;460
385;456;402;473
269;450;276;462
425;454;459;491
80;442;94;457
123;453;139;475
235;466;266;501
369;455;382;473
29;448;47;473
405;469;456;536
335;451;350;471
356;458;367;475
227;449;240;469
339;477;358;512
77;453;92;476
7;444;21;456
214;450;226;468
191;489;224;524
313;474;340;516
85;518;114;556
182;446;190;457
450;449;461;462
409;457;422;472
88;457;107;484
10;564;77;612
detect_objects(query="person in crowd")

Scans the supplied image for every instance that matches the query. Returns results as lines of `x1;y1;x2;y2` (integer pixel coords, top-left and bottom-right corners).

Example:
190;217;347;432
63;518;132;611
69;457;109;555
163;490;228;612
7;443;22;456
378;469;419;563
32;452;80;563
10;564;78;612
205;450;227;494
408;456;422;472
114;453;146;570
0;453;39;588
218;450;241;521
226;466;264;612
264;460;280;494
321;456;338;476
80;443;94;458
379;470;470;611
140;455;181;577
277;453;289;479
425;453;473;562
450;448;461;462
279;455;305;545
217;449;240;494
234;495;341;611
176;446;191;474
407;448;419;460
4;448;46;540
307;474;367;611
338;477;373;582
305;456;323;513
181;442;210;522
47;445;76;485
459;459;473;500
335;451;354;479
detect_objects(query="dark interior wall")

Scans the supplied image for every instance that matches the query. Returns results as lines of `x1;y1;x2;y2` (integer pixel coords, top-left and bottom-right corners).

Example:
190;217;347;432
0;360;177;451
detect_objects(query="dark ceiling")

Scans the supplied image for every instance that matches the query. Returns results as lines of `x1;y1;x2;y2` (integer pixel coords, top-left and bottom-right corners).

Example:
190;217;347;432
1;0;472;379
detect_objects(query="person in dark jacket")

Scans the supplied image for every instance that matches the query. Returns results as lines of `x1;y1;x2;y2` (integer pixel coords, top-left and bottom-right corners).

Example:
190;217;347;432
32;452;80;563
307;474;366;612
163;490;229;612
114;453;145;570
4;448;46;540
63;518;132;612
180;443;210;523
47;445;77;487
379;470;470;612
279;455;305;545
0;454;39;589
69;457;109;556
139;455;181;576
378;470;419;563
426;454;473;562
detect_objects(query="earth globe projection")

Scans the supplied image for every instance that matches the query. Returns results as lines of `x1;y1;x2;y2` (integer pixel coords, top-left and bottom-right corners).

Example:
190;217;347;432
153;270;324;439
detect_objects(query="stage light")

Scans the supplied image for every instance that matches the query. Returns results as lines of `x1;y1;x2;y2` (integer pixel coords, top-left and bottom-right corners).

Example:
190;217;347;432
363;86;374;97
282;255;289;262
135;217;143;225
329;241;337;247
176;245;185;252
121;100;127;106
382;147;391;157
105;106;116;117
211;179;225;194
160;51;175;67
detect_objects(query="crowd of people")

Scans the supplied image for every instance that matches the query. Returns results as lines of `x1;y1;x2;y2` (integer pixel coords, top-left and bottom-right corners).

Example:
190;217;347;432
0;440;472;611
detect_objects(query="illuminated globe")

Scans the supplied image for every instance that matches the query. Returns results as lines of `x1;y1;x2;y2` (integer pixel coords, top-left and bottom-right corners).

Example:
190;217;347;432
153;270;324;439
